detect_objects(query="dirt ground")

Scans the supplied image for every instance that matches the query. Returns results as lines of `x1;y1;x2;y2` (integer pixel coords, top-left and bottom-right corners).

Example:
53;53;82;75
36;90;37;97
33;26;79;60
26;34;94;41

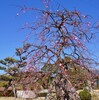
0;97;45;100
91;90;99;100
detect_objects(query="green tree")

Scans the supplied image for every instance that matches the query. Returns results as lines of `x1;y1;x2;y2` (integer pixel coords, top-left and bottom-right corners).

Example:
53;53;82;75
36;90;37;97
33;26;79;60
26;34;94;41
0;52;27;97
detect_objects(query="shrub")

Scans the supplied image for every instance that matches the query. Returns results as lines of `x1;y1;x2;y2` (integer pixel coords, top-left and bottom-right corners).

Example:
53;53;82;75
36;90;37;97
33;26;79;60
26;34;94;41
79;89;91;100
0;90;14;97
0;81;8;87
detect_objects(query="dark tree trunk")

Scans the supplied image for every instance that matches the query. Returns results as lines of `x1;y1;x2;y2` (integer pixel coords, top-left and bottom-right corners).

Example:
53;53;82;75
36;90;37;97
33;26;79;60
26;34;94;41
53;74;81;100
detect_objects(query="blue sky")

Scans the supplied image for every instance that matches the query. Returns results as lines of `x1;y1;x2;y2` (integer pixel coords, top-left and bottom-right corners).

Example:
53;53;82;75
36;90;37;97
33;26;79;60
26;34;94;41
0;0;99;60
